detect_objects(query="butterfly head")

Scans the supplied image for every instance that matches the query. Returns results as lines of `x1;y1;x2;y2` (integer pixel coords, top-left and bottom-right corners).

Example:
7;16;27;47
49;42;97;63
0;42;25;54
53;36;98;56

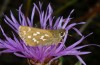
56;29;66;38
53;29;66;38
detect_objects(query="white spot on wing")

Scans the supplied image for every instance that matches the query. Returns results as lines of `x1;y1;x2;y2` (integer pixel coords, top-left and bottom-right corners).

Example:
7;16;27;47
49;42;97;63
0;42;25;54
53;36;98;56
33;32;40;36
42;39;46;41
32;38;39;44
33;33;37;36
40;36;44;39
40;36;47;41
32;38;37;42
36;32;40;34
28;36;31;38
44;34;49;37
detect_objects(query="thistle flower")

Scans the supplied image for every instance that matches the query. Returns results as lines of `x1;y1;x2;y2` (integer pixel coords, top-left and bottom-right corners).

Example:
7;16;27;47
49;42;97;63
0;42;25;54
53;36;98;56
0;2;94;65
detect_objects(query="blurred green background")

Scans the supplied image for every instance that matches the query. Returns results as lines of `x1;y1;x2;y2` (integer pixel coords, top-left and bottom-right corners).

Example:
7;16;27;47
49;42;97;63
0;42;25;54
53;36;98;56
0;0;100;65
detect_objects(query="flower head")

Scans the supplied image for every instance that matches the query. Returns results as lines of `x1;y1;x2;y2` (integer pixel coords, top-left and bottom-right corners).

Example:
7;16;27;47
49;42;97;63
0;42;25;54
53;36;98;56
0;2;93;65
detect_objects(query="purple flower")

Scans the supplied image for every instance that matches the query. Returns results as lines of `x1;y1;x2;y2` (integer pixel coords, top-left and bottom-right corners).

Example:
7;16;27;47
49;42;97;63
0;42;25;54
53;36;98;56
0;2;94;65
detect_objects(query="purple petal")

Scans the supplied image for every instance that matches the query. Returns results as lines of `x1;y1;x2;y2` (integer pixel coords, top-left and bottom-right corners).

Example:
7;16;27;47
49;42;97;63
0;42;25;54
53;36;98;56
62;9;74;28
66;36;85;50
73;27;82;36
14;53;26;58
31;6;35;25
76;56;86;65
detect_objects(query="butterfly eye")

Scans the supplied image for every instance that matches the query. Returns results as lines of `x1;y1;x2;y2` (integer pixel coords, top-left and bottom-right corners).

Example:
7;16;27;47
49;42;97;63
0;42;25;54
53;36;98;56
60;31;66;38
60;32;64;36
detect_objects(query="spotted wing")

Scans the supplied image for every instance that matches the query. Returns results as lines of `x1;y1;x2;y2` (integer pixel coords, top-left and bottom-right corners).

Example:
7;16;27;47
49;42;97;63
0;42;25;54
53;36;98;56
18;26;54;46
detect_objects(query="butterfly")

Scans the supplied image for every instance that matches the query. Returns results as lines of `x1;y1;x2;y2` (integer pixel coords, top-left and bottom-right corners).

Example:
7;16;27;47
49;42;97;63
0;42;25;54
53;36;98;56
18;26;66;46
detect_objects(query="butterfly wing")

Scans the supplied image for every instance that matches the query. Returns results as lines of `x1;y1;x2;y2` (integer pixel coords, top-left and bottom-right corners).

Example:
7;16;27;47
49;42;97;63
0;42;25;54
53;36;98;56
19;26;54;46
